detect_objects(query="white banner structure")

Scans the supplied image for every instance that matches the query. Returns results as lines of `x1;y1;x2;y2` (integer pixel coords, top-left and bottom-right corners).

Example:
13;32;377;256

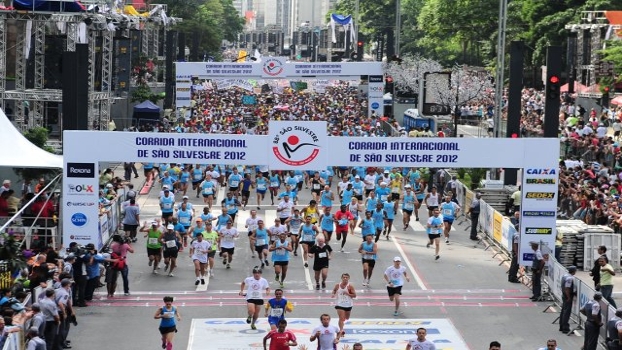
175;61;384;117
62;123;559;246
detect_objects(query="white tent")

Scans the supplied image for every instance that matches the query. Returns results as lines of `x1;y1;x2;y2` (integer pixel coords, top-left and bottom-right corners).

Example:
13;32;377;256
0;109;63;168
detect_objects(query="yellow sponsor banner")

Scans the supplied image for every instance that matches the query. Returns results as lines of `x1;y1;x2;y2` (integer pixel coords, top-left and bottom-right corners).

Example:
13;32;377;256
493;211;503;243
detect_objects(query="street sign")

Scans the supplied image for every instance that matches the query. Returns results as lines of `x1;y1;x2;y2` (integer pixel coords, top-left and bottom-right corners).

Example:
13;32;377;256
595;61;614;77
422;72;451;116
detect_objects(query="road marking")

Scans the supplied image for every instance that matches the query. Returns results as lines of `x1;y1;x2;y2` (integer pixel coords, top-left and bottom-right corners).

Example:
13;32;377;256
392;236;428;290
300;249;314;291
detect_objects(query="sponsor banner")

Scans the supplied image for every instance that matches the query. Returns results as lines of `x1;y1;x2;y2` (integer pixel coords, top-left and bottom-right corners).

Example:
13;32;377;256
493;211;503;243
187;318;468;350
268;121;327;170
525;192;555;200
368;79;384;116
62;160;99;247
501;217;515;251
66;162;95;178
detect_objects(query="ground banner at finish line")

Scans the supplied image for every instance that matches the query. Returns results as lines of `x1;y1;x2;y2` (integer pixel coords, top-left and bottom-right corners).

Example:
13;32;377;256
187;318;469;350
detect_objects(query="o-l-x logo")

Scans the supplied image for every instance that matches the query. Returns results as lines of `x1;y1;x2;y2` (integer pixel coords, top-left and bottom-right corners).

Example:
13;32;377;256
71;213;88;227
67;163;95;178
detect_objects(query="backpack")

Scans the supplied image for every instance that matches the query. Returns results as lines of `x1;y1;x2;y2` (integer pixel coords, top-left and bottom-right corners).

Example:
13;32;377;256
110;252;126;271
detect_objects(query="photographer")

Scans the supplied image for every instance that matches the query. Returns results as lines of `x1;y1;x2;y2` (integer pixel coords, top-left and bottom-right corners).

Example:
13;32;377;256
68;243;93;308
108;235;134;297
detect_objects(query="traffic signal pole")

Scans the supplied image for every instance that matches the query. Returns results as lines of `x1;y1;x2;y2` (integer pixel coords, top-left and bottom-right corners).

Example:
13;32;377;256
544;46;562;138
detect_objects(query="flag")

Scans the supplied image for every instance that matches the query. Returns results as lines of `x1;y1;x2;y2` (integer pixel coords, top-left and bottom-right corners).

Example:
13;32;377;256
237;50;248;62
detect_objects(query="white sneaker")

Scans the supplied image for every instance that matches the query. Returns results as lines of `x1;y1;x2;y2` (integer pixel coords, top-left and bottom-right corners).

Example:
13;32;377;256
340;248;344;253
168;273;174;277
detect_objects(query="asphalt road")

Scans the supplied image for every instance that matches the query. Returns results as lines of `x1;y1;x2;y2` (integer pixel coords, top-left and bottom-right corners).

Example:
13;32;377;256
68;168;585;350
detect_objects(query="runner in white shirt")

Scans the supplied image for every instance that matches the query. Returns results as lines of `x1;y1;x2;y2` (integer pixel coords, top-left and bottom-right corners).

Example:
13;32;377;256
406;327;436;350
239;267;270;330
189;233;210;286
384;257;410;316
331;273;356;338
245;210;262;258
363;173;377;197
218;220;239;269
268;219;287;243
310;314;341;350
277;196;295;224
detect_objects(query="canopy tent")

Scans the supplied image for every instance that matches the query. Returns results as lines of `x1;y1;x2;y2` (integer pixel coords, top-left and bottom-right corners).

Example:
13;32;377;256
611;95;622;106
132;100;161;122
560;82;588;93
0;109;63;168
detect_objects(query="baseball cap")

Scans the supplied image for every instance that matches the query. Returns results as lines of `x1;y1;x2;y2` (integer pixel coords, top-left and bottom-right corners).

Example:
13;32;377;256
404;184;412;188
380;182;387;186
393;256;402;262
61;278;72;287
151;220;158;226
354;175;360;179
384;170;390;174
183;196;189;199
167;224;174;230
106;183;113;188
2;180;10;185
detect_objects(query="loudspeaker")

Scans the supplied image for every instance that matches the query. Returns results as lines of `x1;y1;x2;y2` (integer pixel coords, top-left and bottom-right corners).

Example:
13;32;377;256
177;32;185;61
62;44;89;130
164;30;177;109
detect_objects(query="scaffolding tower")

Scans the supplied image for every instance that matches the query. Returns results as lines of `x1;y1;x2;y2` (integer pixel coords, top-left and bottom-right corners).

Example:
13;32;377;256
0;4;178;132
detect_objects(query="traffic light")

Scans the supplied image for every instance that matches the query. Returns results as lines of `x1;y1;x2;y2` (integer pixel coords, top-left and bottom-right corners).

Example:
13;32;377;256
356;40;364;62
603;86;610;108
546;74;560;101
385;76;394;93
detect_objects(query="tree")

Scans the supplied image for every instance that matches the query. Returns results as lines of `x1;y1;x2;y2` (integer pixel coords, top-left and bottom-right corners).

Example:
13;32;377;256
384;54;443;95
13;127;60;184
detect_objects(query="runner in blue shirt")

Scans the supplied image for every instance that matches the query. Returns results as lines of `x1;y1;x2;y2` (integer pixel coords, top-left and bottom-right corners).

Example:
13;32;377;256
358;211;375;241
371;202;387;243
299;216;320;268
319;206;335;242
440;195;461;244
269;231;292;287
227;168;244;197
200;175;216;208
221;192;241;222
382;196;396;240
255;172;269;209
192;164;205;198
269;171;281;205
401;185;419;229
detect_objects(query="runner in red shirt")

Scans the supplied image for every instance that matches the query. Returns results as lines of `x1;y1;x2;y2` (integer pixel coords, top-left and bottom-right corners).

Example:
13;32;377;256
334;204;354;252
263;319;297;350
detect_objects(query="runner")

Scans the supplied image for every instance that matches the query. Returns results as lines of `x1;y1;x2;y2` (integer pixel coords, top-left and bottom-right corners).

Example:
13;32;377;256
348;198;364;235
405;328;436;350
365;191;379;213
363;170;377;197
154;296;181;350
309;172;324;202
340;183;354;206
389;169;403;202
320;185;335;209
375;182;391;203
203;222;219;277
140;220;163;274
310;236;333;290
221;192;241;223
358;211;375;241
159;223;181;277
413;180;425;221
334;205;354;252
264;289;293;331
253;220;270;268
189;232;210;286
331;273;356;337
255;172;268;209
191;164;205;198
301;200;319;224
285;209;303;256
269;231;292;288
424;186;440;217
426;208;443;260
215;208;232;231
176;201;193;233
310;314;341;350
227;167;244;197
199;206;217;224
263;319;297;350
240;173;253;210
351;175;364;201
383;257;410;316
401;185;418;229
179;167;191;196
276;194;294;225
200;174;216;208
319;206;335;242
187;218;206;244
358;234;377;287
299;216;320;268
240;267;270;330
160;187;175;222
219;219;239;269
440;194;461;244
371;202;388;243
268;218;287;245
245;209;262;258
269;171;281;205
382;196;397;240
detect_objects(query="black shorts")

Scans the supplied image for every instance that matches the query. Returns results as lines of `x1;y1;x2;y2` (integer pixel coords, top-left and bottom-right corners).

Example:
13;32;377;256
229;213;237;222
301;241;315;247
229;186;239;192
297;182;303;191
365;189;373;197
248;230;255;237
355;195;363;201
208;251;216;258
255;245;268;254
144;168;153;177
615;130;621;137
159;326;177;335
427;206;438;212
147;247;162;257
362;259;376;268
162;212;173;220
247;299;264;306
403;209;413;215
280;217;288;225
241;190;251;198
123;224;138;233
163;249;178;259
391;193;400;200
221;247;235;255
487;127;493;133
273;261;289;266
335;306;352;311
313;262;329;271
311;189;321;196
428;233;441;240
387;286;403;296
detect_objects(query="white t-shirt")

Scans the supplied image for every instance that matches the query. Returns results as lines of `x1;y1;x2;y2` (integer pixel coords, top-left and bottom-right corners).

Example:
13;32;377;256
364;174;377;190
277;201;294;218
246;217;261;233
219;228;239;249
269;225;287;241
191;240;211;263
406;338;436;350
384;265;407;287
338;181;351;193
244;277;269;300
311;324;340;350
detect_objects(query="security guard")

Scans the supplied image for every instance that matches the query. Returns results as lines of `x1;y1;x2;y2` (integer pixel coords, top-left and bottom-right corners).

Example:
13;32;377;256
530;242;545;301
607;308;622;350
508;225;520;283
467;192;481;241
559;266;577;333
580;292;603;350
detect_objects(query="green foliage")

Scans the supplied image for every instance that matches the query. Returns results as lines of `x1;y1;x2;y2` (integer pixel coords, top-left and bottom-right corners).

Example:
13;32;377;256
131;85;164;104
467;168;487;190
14;127;60;183
0;233;27;273
599;40;622;76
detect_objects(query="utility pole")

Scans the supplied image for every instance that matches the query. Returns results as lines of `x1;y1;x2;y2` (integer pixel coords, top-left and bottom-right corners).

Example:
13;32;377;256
395;0;401;56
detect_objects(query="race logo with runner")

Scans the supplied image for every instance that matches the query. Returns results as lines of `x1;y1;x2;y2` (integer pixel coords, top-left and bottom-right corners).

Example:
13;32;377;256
269;121;327;170
262;58;285;77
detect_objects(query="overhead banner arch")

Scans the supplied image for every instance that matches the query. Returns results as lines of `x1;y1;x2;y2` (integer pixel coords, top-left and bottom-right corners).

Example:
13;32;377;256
175;60;385;117
62;121;559;265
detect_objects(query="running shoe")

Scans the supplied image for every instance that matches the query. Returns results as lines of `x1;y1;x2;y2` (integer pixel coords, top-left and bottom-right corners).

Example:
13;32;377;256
275;275;280;282
166;342;172;350
340;248;344;253
316;284;320;290
435;255;440;260
426;243;431;248
223;258;227;265
168;273;174;277
164;263;169;272
321;282;326;289
279;281;284;288
152;270;158;275
162;339;166;349
250;324;257;330
362;281;367;287
226;264;231;269
304;262;308;268
264;259;270;267
386;235;390;241
148;260;153;267
445;238;449;244
201;278;205;285
246;316;252;324
195;280;200;286
393;311;400;316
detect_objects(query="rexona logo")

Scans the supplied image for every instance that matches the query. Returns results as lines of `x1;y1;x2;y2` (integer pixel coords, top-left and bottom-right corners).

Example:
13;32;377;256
66;163;95;178
262;58;285;77
525;227;553;234
71;213;88;227
272;126;320;166
526;168;556;175
526;192;555;199
526;178;556;185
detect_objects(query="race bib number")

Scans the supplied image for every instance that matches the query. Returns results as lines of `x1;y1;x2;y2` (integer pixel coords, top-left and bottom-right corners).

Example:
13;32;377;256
313;184;321;190
404;203;414;210
275;248;286;255
363;253;374;260
227;205;235;211
250;291;260;298
380;195;388;201
270;308;283;317
162;203;172;210
257;184;266;190
203;188;213;194
179;216;190;224
338;219;348;226
230;180;239;187
148;238;159;245
318;252;327;258
270;182;279;187
256;238;266;246
302;234;313;242
339;295;352;306
165;240;177;248
443;209;452;216
392;186;400;192
391;279;400;285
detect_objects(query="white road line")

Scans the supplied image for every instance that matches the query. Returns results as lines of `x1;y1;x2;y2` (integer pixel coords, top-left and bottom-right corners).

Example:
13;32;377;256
301;251;314;291
392;236;427;290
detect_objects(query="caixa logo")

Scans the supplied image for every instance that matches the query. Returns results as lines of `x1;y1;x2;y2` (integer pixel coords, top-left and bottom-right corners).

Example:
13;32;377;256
71;213;88;227
67;184;94;194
